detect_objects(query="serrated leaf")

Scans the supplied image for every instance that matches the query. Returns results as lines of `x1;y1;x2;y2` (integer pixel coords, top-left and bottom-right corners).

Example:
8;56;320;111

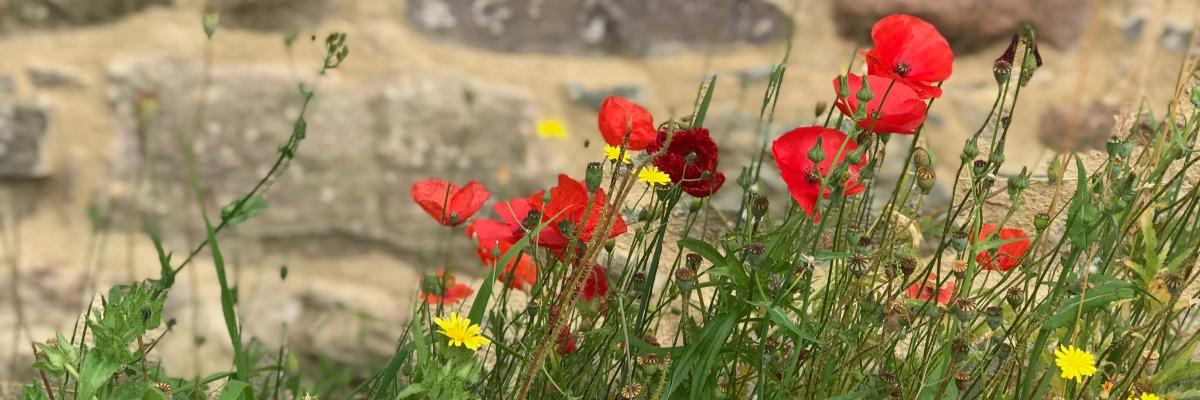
220;196;268;226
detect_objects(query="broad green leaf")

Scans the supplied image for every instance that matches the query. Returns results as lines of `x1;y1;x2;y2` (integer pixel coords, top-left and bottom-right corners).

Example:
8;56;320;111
1043;280;1136;330
220;195;268;225
217;379;253;400
691;75;717;128
77;356;122;400
679;238;726;266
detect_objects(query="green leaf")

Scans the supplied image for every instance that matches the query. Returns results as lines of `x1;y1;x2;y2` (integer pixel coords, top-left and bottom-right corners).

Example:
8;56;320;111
22;383;50;400
665;310;740;398
1042;280;1136;331
396;383;425;399
143;223;175;289
691;75;717;128
217;380;253;400
220;195;268;225
77;356;122;400
822;389;877;400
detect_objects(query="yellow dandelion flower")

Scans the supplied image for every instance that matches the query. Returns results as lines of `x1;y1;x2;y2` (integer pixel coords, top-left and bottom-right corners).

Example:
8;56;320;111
1130;393;1161;400
433;312;490;351
604;145;632;164
536;118;568;138
1053;344;1096;383
638;166;672;186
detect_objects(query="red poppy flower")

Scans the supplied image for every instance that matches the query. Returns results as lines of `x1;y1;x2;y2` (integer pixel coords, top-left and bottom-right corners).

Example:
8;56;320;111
577;264;609;315
834;74;927;134
483;242;538;291
645;128;726;198
771;127;868;221
420;271;474;305
598;96;656;151
864;14;954;99
556;327;577;355
975;224;1031;271
411;179;490;227
465;198;531;259
528;174;628;250
906;273;954;305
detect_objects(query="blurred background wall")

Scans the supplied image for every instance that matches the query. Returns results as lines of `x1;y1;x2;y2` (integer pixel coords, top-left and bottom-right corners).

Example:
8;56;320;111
0;0;1195;385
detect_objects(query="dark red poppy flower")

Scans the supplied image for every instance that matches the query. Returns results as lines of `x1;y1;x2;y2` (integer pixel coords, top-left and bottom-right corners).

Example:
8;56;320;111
420;271;474;305
834;74;927;134
465;198;531;259
599;96;656;151
771;127;868;221
864;14;954;99
556;327;578;355
906;273;954;305
645;128;726;198
975;224;1031;271
411;179;490;227
528;174;628;250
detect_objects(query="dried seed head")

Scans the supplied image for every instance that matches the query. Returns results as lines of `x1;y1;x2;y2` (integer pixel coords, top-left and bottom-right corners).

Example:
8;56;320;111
984;306;1004;330
913;147;933;169
916;168;936;194
155;382;172;397
620;383;643;399
848;253;870;278
954;370;971;390
636;354;660;366
954;298;976;322
751;194;769;219
1006;287;1024;309
950;260;968;279
898;256;917;277
685;253;702;270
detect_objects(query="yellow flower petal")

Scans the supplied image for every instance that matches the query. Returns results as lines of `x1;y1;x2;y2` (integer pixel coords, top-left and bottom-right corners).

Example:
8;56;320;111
537;119;568;138
638;166;672;186
433;312;489;352
604;145;632;164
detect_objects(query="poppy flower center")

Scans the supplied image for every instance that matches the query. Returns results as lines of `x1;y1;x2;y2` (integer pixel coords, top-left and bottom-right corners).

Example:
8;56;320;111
894;62;911;77
804;167;822;184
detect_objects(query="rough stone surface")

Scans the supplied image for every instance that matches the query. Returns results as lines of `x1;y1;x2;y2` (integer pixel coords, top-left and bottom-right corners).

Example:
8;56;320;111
1036;100;1118;153
1;0;170;30
405;0;791;56
27;65;87;89
207;0;329;32
106;59;537;254
831;0;1089;52
0;102;51;178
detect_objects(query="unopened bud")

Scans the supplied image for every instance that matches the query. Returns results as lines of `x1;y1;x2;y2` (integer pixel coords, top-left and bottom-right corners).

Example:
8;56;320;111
604;239;616;252
854;79;874;103
1034;212;1050;232
1047;157;1063;183
837;75;850;98
689;199;703;213
913;147;933;169
807;137;825;163
961;139;979;163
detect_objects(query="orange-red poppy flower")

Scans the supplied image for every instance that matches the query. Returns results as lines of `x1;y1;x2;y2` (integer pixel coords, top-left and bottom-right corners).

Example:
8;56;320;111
420;271;474;305
834;74;927;134
411;179;489;227
528;174;627;249
598;96;656;151
975;224;1031;271
771;127;868;221
906;273;954;305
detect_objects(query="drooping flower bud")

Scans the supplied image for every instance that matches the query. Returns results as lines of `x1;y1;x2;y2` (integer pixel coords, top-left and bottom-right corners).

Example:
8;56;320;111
585;162;603;193
961;139;979;163
854;79;874;103
837;75;850;98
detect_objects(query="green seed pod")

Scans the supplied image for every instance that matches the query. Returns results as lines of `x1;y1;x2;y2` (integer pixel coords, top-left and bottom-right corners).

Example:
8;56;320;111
1006;287;1024;309
961;139;980;163
916;168;936;194
984;306;1003;330
807;138;826;164
1034;212;1051;231
951;231;968;252
1047;157;1063;183
913;147;933;169
855;79;874;103
993;60;1012;85
585;162;603;193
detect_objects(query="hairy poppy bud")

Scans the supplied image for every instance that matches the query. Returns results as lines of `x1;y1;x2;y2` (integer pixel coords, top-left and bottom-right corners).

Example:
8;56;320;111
916;168;936;194
845;146;866;163
585;162;603;193
1191;85;1200;107
751;194;769;219
951;231;968;252
1018;50;1038;87
854;79;874;103
807;137;825;163
961;139;979;163
1034;212;1051;231
685;253;702;270
837;75;850;98
1047;157;1063;183
814;101;828;117
913;147;933;169
604;238;616;252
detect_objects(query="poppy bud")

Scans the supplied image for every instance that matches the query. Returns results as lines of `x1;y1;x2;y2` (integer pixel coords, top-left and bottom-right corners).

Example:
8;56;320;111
751;194;769;219
988;148;1005;167
837;75;850;98
913;147;932;169
1191;85;1200;107
685;253;702;270
984;305;1004;330
961;139;979;163
689;199;703;213
807;137;825;163
1006;287;1024;309
1105;137;1122;159
1018;51;1038;87
854;79;874;103
951;231;968;252
1007;167;1030;199
604;238;616;252
814;101;828;117
1047;157;1063;183
1034;212;1051;231
745;242;766;266
845;146;865;163
916;168;936;194
585;162;603;193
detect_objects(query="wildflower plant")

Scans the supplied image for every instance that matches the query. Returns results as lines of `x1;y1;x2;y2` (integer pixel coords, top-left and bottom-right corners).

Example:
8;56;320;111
18;10;1200;400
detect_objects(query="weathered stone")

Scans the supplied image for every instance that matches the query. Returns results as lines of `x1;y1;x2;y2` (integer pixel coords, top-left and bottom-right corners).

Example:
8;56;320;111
106;59;537;254
207;0;329;32
1;0;170;30
831;0;1088;52
27;65;87;89
0;102;51;178
405;0;790;56
1036;100;1117;154
563;82;645;111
